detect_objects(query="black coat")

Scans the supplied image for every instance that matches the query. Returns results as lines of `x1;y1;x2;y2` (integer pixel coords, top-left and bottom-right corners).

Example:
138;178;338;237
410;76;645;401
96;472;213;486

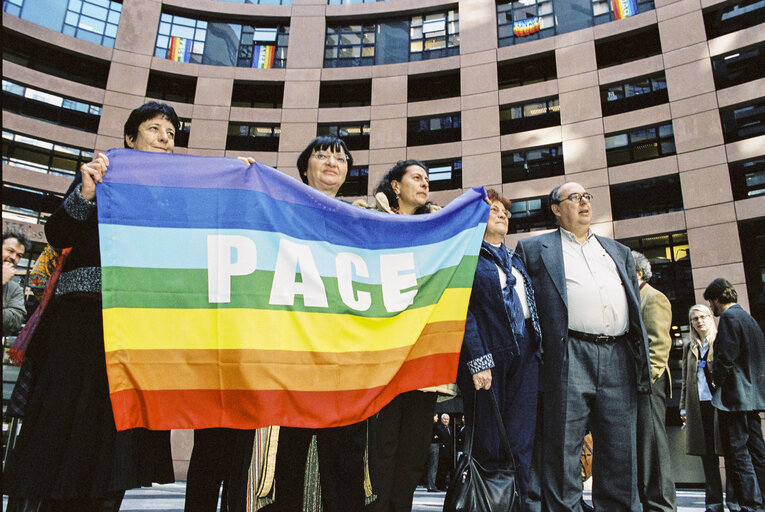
711;304;765;412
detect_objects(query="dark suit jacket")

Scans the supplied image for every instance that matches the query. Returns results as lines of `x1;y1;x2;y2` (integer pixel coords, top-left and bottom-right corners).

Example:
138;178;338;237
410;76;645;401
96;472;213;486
515;229;651;394
711;303;765;412
435;423;454;459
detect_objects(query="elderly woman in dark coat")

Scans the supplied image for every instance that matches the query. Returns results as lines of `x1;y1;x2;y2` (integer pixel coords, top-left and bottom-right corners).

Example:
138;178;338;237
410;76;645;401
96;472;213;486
681;304;739;512
457;188;541;508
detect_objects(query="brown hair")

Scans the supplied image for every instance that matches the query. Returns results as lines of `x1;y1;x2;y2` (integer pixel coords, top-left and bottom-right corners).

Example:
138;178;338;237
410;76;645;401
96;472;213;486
485;188;512;210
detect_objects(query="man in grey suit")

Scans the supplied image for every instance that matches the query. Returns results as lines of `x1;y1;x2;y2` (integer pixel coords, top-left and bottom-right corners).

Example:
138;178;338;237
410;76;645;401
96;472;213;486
515;182;651;512
705;278;765;512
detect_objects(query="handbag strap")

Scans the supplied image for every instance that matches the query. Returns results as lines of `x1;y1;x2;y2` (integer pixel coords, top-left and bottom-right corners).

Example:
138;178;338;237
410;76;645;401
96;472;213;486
463;388;517;472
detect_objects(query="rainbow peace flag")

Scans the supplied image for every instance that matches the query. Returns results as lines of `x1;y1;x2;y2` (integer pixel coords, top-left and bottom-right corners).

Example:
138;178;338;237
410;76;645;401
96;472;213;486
253;45;275;69
612;0;638;19
168;36;192;62
97;149;488;431
513;17;541;37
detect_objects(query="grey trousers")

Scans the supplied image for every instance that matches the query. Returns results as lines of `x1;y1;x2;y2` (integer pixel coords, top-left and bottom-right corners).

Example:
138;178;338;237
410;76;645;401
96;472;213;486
541;335;641;512
637;371;677;511
426;443;440;491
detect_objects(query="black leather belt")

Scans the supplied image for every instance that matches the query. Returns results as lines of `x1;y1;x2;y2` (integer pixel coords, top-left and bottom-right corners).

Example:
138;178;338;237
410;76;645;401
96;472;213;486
568;329;625;344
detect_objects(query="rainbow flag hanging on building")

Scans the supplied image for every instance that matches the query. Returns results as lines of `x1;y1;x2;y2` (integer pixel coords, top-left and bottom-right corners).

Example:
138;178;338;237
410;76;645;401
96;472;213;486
253;45;275;69
513;17;541;37
168;36;192;62
97;149;488;431
612;0;638;19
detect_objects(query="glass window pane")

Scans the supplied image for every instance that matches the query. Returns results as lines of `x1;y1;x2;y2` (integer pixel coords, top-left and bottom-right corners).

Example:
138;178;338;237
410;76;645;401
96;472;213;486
605;134;628;148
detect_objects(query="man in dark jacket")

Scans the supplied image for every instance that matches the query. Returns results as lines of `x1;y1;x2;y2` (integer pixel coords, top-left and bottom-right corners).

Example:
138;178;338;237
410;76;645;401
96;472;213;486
435;414;454;490
705;278;765;512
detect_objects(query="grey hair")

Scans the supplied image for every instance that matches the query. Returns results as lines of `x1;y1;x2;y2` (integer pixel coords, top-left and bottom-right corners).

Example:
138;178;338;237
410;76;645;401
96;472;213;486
688;304;715;345
631;250;652;281
441;413;449;420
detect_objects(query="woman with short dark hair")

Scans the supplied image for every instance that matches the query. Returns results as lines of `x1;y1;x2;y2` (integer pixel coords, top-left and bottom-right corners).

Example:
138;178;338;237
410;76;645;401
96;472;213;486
4;102;179;512
457;188;541;507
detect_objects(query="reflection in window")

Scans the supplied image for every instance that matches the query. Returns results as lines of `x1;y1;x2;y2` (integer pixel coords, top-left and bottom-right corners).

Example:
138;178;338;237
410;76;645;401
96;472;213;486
4;0;122;48
409;11;459;61
500;97;560;134
720;99;765;143
317;123;370;150
601;74;668;116
609;175;683;220
604;122;675;166
502;144;563;183
324;24;377;67
232;81;284;108
2;79;101;132
703;0;765;39
497;53;557;89
154;13;288;68
337;167;369;197
407;114;461;146
226;124;280;151
507;196;555;233
2;130;92;177
425;160;462;191
712;44;765;90
729;156;765;200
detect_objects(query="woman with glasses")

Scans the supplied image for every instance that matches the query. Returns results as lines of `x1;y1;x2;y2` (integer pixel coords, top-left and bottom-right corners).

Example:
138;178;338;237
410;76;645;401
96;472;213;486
369;160;455;511
456;188;542;508
681;304;739;512
260;136;373;512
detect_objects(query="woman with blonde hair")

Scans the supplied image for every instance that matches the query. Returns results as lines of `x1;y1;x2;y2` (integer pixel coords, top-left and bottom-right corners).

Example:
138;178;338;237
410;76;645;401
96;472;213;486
681;304;739;512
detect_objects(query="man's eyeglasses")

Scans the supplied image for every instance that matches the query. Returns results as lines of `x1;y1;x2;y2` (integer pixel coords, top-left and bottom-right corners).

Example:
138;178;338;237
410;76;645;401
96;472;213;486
313;152;348;165
691;314;709;323
558;192;593;204
490;206;509;217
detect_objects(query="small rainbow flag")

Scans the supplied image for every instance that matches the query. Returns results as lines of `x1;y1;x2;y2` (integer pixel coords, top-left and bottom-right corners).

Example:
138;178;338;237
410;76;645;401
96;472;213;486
97;149;488;430
253;45;275;69
612;0;638;19
513;17;541;37
167;36;192;62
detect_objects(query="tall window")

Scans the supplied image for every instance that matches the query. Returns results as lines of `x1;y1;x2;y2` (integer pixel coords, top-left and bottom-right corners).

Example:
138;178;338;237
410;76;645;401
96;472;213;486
609;175;683;220
729;156;765;200
175;119;191;148
317;123;370;150
407;114;461;146
2;131;93;177
738;219;765;326
226;124;280;151
499;97;560;134
601;74;668;116
720;99;765;143
155;13;288;68
712;44;765;89
507;196;555;233
501;144;563;183
426;160;462;191
2;80;102;132
4;0;122;48
604;122;675;166
324;24;377;67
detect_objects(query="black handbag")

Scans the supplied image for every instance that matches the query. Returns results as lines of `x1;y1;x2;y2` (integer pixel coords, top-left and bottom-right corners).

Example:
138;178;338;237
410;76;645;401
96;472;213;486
443;389;521;512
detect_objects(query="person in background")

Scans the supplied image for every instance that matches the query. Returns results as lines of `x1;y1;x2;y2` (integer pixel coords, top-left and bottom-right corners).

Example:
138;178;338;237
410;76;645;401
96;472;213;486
4;101;179;512
436;413;454;491
705;278;765;512
457;188;541;509
3;230;28;336
370;159;449;512
633;251;677;512
427;414;441;492
681;304;740;512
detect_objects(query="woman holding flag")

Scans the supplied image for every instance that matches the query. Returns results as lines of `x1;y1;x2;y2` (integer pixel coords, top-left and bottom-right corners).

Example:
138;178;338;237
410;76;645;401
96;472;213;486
4;102;182;512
